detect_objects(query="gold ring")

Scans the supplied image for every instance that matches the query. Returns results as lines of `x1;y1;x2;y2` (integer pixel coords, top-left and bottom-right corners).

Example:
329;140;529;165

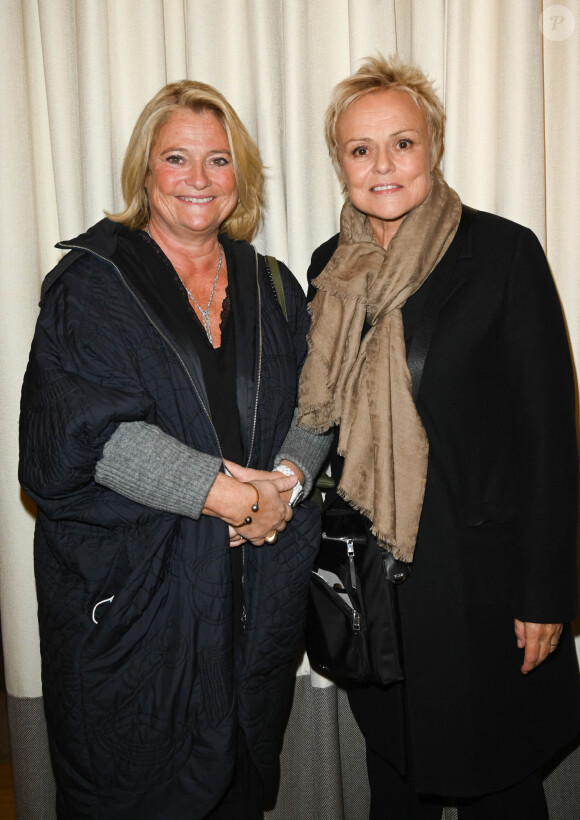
264;531;278;545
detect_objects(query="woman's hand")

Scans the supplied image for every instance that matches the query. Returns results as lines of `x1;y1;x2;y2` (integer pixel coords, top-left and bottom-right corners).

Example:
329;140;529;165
228;525;246;547
514;619;563;674
224;460;276;482
233;477;295;544
202;470;296;546
224;459;304;508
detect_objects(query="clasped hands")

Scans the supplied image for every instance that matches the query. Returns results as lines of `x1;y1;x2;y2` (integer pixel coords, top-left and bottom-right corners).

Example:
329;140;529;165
226;460;300;546
202;458;301;547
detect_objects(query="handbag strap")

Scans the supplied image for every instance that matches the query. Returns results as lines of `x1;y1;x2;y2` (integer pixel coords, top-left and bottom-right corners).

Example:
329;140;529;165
264;254;288;320
264;253;337;501
407;205;476;401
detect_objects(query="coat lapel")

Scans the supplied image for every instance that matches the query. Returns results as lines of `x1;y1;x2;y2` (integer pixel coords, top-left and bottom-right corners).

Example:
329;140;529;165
110;232;213;413
435;205;476;312
222;237;260;465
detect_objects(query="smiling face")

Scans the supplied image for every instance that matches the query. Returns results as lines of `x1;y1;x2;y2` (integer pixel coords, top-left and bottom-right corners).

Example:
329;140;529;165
145;108;238;245
336;89;434;248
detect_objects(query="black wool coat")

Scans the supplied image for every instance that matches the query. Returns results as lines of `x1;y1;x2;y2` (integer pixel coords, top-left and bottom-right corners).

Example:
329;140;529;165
308;208;580;797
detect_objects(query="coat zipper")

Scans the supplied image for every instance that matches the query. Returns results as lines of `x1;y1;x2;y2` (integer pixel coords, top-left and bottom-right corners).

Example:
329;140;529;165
244;248;263;469
241;248;263;631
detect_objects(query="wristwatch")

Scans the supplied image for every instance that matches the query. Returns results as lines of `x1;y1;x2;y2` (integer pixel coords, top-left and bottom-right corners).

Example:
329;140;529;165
274;464;304;507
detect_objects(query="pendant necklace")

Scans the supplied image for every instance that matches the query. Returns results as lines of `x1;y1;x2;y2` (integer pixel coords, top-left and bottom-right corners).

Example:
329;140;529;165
183;243;224;345
145;225;223;345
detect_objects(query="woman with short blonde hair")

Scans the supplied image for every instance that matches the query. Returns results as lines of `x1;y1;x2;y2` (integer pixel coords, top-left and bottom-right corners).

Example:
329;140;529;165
300;54;580;819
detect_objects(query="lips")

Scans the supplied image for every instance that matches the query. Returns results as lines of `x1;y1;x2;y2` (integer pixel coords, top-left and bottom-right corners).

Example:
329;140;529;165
178;195;215;204
370;184;402;192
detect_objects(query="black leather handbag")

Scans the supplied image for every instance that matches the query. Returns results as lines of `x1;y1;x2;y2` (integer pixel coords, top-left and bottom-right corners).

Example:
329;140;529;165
306;504;409;685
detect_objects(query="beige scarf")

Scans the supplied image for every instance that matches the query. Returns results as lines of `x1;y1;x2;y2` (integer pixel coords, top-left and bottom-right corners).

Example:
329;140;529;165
298;173;462;561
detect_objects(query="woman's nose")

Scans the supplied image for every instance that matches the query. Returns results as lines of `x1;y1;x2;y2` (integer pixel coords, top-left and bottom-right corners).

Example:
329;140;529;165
374;146;395;174
187;161;210;188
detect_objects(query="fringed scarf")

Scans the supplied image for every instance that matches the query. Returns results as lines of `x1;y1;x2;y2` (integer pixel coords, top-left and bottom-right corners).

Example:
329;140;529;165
298;173;462;561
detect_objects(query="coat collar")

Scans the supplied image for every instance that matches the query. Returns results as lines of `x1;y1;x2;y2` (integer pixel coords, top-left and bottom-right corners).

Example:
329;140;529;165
436;204;477;312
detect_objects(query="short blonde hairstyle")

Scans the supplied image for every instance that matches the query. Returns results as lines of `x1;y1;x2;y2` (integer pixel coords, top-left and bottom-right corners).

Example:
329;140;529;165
107;80;264;241
325;54;445;190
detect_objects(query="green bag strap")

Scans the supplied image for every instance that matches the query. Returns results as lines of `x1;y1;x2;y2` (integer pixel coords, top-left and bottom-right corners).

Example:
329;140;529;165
265;255;288;320
265;253;335;505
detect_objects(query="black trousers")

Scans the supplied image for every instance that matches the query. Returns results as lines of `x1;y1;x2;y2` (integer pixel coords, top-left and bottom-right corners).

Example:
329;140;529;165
366;743;548;820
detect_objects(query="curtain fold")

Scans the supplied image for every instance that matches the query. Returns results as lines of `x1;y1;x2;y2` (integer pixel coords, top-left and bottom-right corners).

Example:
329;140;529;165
2;1;579;817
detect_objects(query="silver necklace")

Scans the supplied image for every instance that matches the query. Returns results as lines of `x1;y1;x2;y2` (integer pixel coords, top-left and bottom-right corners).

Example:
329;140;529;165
145;226;223;345
183;244;223;345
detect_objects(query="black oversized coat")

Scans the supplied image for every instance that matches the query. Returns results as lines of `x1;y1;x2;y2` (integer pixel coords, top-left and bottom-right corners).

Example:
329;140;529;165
308;209;580;797
20;220;321;818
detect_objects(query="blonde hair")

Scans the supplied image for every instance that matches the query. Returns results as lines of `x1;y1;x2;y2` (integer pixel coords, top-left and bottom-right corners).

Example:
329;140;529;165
324;54;445;190
107;80;264;241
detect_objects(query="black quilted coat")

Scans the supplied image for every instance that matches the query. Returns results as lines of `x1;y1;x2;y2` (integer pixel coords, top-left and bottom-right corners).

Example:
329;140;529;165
19;219;321;819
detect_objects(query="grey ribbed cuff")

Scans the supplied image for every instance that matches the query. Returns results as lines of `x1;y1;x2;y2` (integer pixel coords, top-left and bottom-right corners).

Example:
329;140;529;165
95;421;222;519
274;409;332;496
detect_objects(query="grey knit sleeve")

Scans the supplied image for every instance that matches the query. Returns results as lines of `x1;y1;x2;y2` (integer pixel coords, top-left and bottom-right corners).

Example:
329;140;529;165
94;421;222;519
274;408;332;496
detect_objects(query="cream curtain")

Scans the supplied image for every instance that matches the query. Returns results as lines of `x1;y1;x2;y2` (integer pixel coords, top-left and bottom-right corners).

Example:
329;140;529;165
1;1;579;817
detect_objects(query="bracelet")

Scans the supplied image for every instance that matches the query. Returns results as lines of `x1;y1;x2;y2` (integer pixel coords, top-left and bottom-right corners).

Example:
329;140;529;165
232;482;260;528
